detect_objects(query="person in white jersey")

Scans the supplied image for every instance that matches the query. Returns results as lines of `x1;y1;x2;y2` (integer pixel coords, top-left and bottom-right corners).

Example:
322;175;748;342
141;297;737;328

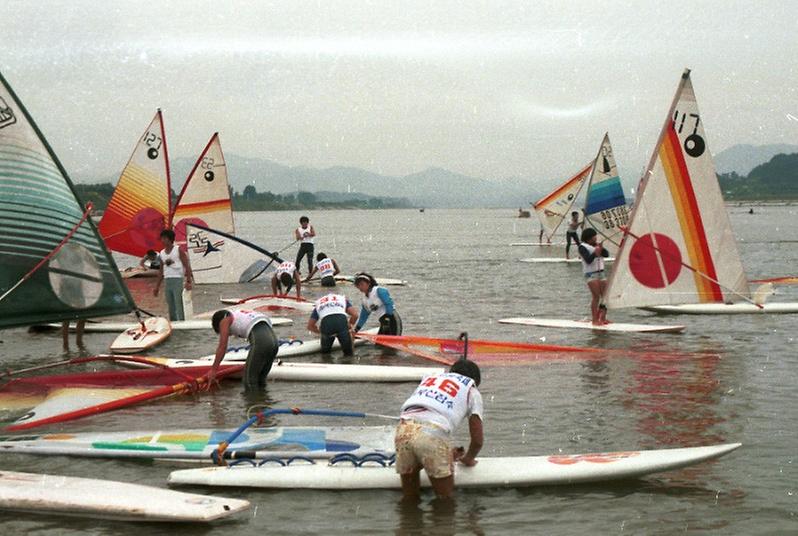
306;293;359;356
304;252;341;287
153;229;193;321
270;260;302;299
395;359;484;500
578;227;610;325
353;272;402;335
207;309;278;389
294;216;316;275
565;210;584;259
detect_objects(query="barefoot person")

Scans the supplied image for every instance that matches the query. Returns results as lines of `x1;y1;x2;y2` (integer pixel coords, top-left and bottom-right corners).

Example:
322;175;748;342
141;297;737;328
304;252;341;287
395;359;484;500
207;309;278;389
565;210;584;259
353;272;402;335
154;230;193;321
578;228;610;325
294;216;316;275
306;293;359;356
271;260;302;299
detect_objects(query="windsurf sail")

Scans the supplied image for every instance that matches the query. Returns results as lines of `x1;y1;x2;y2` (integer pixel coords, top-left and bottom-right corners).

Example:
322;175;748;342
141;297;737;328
0;72;135;328
606;70;750;309
98;110;171;258
533;163;592;241
0;357;241;431
583;133;629;245
356;333;601;366
172;133;234;247
186;223;282;284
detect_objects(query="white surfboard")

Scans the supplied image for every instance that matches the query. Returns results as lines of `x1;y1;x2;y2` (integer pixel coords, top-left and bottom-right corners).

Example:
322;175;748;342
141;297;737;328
642;302;798;314
218;295;316;312
109;317;172;353
0;470;249;522
520;257;615;264
0;425;394;461
499;317;685;333
41;317;292;333
168;443;741;489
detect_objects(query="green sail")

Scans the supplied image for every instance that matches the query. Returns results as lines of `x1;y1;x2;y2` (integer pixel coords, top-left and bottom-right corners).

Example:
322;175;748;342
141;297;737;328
0;72;135;328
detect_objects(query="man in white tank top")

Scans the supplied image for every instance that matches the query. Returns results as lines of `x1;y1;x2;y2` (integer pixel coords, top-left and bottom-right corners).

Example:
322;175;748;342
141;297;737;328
294;216;315;274
578;227;610;325
304;252;340;287
207;309;278;389
271;260;302;299
153;229;193;321
306;293;359;356
395;359;484;500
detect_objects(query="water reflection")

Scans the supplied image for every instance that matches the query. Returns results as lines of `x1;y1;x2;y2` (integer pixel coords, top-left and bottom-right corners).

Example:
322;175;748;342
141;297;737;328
394;496;484;536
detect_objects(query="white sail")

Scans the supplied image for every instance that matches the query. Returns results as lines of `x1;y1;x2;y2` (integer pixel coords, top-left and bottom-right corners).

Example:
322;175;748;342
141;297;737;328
186;224;281;284
583;133;629;245
606;70;750;309
533;163;592;241
172;133;234;246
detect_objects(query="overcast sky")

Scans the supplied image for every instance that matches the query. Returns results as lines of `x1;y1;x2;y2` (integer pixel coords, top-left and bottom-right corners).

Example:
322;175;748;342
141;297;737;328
3;1;796;190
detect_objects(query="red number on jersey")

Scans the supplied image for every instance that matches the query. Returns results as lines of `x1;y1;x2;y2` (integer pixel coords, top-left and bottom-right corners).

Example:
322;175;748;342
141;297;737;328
438;379;460;397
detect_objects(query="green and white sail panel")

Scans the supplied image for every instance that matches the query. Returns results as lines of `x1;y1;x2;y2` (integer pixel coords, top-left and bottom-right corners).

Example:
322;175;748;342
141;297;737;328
172;133;234;247
583;133;629;245
533;163;592;241
606;70;750;309
0;72;135;328
186;224;282;284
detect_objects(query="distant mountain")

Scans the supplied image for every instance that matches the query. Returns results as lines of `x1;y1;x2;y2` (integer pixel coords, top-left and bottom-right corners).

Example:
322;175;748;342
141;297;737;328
170;155;542;208
715;144;798;175
719;152;798;199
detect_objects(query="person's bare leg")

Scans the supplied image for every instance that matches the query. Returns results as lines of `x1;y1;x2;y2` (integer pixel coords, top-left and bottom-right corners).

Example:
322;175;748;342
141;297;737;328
61;321;69;352
75;319;86;348
400;469;422;502
428;474;455;500
598;280;609;324
588;280;601;324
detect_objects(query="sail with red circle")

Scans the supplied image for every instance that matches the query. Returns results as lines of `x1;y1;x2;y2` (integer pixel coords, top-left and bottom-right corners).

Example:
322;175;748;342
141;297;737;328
98;111;172;258
606;70;750;308
172;132;234;248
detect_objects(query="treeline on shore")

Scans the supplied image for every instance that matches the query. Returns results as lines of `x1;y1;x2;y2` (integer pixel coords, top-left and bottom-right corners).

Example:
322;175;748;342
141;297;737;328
718;153;798;200
73;183;411;211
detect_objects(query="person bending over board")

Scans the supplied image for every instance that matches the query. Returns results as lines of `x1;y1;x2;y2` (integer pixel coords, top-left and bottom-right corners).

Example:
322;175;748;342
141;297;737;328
153;230;193;321
306;293;359;356
565;211;584;259
395;359;484;500
304;252;341;287
271;260;302;299
579;228;610;325
139;250;161;270
294;216;316;275
207;309;278;389
353;272;402;335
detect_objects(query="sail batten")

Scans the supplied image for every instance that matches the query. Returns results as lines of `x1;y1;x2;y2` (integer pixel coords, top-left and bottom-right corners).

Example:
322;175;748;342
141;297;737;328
606;70;750;309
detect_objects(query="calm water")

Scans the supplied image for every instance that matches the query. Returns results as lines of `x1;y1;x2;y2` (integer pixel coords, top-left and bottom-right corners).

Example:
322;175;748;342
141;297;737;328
0;207;796;535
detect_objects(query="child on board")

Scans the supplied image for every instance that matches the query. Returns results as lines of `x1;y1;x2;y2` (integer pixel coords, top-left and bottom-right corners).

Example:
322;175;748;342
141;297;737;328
153;229;193;321
395;359;484;500
206;309;278;389
294;216;316;275
139;249;161;270
304;252;341;287
578;228;610;325
353;272;402;335
306;293;359;356
271;260;302;299
565;210;584;259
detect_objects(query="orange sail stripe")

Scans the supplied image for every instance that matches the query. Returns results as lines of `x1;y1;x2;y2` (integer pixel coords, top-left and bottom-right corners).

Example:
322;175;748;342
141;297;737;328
534;163;592;209
660;127;723;302
173;198;232;215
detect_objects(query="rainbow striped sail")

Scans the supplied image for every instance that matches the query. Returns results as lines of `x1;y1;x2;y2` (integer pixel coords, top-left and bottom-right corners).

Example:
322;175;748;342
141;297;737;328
172;133;234;247
606;70;750;308
533;163;592;241
98;111;171;258
583;133;629;245
0;72;134;328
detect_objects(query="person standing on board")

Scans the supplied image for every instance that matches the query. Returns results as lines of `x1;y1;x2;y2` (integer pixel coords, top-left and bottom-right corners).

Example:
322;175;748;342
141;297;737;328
353;272;402;335
306;293;359;356
294;216;316;275
61;319;86;352
395;359;484;500
153;229;193;321
271;260;302;299
565;211;584;259
304;252;341;287
578;228;610;325
207;309;278;389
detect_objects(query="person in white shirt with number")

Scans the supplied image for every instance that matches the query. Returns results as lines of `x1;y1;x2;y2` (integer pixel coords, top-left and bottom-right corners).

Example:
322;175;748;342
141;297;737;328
207;309;278;389
271;260;302;299
306;293;359;356
304;252;341;287
395;359;484;500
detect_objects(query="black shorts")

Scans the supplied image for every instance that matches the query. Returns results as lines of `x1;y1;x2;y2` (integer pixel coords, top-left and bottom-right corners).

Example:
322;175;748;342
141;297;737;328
320;275;336;287
319;314;353;356
244;323;278;389
378;312;403;335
